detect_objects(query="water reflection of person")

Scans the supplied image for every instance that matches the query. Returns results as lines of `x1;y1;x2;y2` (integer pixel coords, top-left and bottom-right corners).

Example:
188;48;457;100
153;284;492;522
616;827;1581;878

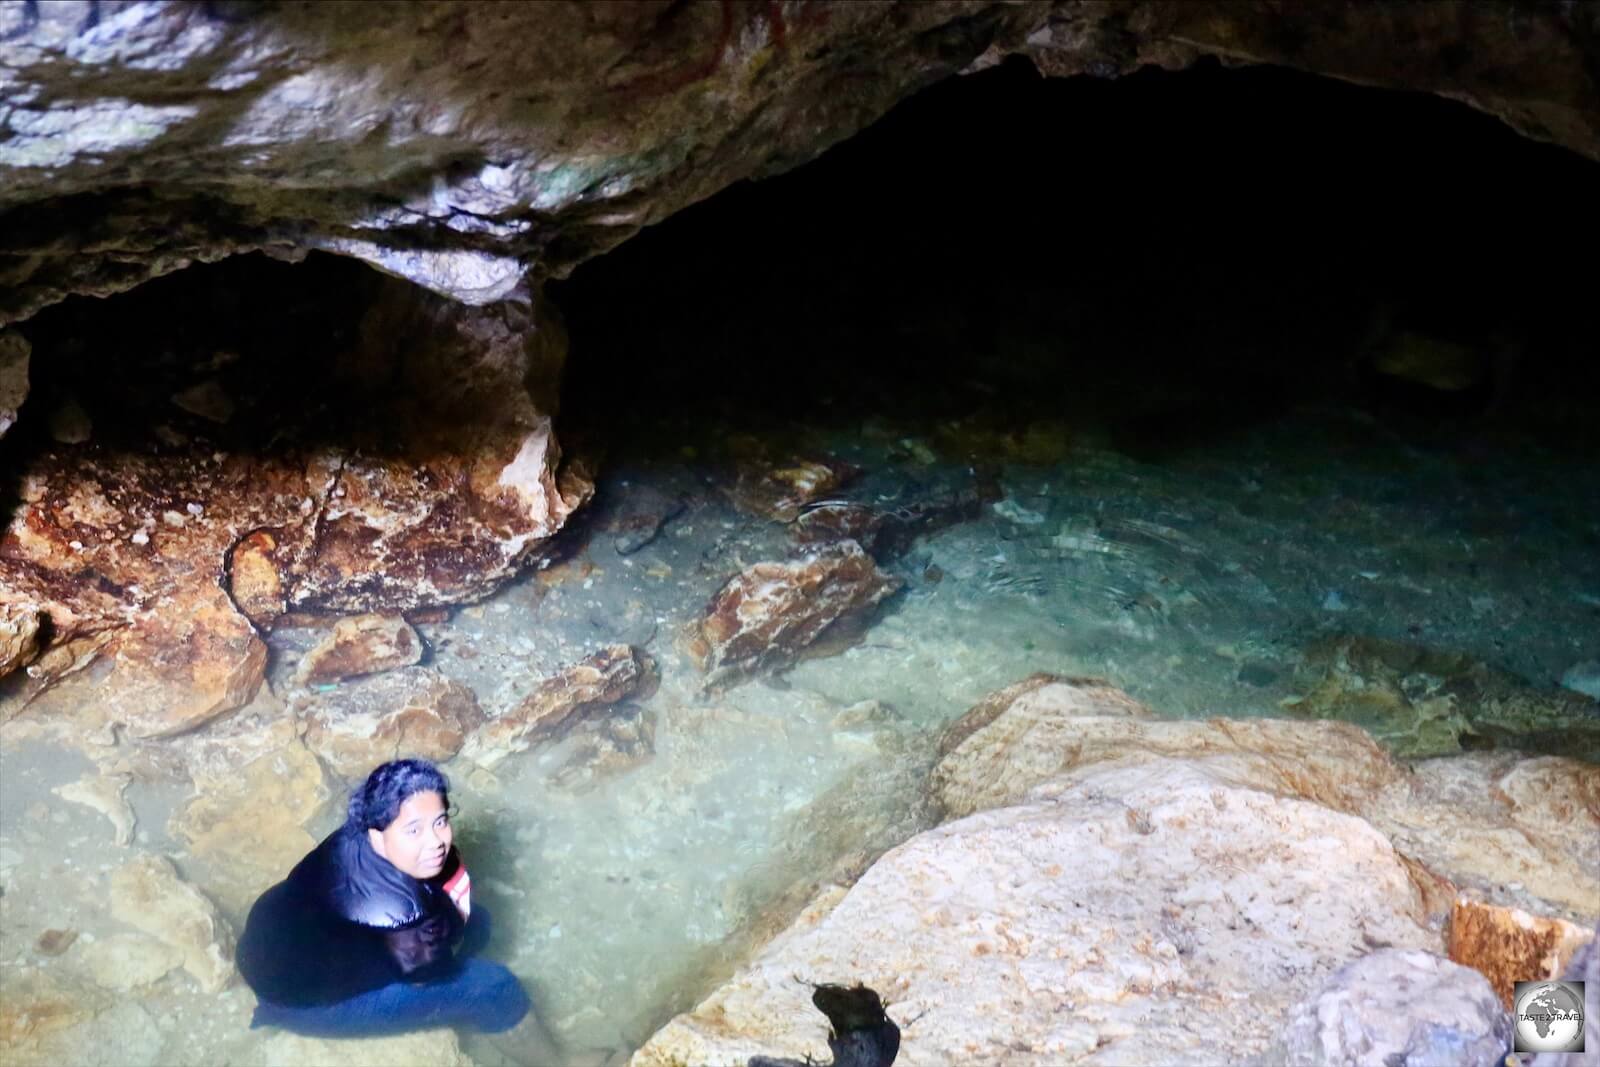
237;758;559;1064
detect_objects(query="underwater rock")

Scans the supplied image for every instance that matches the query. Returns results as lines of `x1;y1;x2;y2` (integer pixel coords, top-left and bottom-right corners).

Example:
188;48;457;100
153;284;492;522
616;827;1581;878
610;485;687;556
0;601;42;678
1278;949;1511;1067
108;853;234;994
0;967;109;1055
246;1028;474;1067
0;328;25;438
52;770;136;846
294;614;423;686
462;644;650;769
1447;899;1594;1008
169;737;334;919
80;932;185;992
551;706;658;792
789;488;989;562
636;757;1437;1067
298;667;485;780
1560;659;1600;701
689;541;901;688
729;451;861;523
1288;634;1600;760
935;676;1600;923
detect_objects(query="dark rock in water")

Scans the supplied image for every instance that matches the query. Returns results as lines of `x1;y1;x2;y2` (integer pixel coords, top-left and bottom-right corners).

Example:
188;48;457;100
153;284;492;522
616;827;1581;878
611;487;687;556
748;983;900;1067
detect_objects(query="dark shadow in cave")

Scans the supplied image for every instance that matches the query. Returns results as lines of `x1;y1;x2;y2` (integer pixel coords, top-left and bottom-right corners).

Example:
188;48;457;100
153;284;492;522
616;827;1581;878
551;56;1599;464
6;252;385;462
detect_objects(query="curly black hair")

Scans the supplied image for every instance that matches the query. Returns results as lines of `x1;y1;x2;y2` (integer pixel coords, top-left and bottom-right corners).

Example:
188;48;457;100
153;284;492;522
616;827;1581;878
348;759;451;831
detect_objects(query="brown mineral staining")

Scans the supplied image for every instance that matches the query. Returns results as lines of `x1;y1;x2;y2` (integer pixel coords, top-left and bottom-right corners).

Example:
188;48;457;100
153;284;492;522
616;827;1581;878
295;614;423;686
728;452;859;522
299;667;486;779
1447;898;1594;1007
690;540;900;687
462;645;652;768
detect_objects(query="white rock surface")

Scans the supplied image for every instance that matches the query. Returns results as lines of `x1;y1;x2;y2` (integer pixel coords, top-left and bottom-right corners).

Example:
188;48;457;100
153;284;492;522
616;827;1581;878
1279;948;1511;1067
635;758;1438;1067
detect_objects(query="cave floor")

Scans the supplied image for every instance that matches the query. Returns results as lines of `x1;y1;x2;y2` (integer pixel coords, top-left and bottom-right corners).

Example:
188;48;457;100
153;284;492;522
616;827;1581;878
2;393;1598;1065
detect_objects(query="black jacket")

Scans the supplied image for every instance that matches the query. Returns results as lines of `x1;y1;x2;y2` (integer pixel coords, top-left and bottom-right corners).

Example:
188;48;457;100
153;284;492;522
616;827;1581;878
237;822;466;1007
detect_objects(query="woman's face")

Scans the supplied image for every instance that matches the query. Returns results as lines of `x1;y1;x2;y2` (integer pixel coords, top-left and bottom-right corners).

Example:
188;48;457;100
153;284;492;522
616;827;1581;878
367;790;453;880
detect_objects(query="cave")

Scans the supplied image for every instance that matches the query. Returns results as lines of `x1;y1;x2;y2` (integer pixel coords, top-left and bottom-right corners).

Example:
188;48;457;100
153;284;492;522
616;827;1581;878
2;6;1598;1067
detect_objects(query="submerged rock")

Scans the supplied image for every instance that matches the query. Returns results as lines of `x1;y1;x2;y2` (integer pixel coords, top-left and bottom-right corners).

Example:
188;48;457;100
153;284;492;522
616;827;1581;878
1279;949;1511;1067
294;614;423;686
1447;899;1594;1008
298;667;485;780
52;770;136;846
688;541;901;688
169;737;334;918
108;853;234;994
80;932;185;993
1288;634;1600;760
461;644;650;768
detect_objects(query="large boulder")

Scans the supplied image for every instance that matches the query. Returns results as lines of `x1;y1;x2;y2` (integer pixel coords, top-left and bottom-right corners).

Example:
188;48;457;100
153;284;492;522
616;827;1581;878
635;756;1439;1066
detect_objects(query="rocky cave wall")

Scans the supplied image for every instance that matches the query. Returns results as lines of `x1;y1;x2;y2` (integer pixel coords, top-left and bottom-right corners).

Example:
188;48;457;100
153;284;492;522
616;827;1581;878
2;0;1599;733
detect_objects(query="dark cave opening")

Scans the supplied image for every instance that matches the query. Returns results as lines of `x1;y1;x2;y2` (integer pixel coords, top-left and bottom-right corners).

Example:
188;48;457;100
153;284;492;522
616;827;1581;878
5;252;386;461
551;56;1599;461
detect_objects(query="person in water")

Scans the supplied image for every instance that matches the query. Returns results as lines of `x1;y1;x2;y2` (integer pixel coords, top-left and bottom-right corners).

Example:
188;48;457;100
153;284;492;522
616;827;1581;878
237;758;558;1062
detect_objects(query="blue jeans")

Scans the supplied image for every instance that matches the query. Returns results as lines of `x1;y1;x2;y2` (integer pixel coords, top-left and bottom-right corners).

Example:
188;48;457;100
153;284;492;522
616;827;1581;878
250;906;531;1037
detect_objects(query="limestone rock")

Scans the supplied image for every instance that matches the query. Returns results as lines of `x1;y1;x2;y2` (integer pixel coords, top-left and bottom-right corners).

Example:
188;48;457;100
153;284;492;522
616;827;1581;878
1;3;1595;327
932;676;1600;924
1279;949;1511;1067
246;1028;474;1067
931;682;1401;822
169;739;334;919
1289;634;1600;760
729;451;860;522
0;967;109;1053
52;770;135;846
299;667;485;779
1;273;590;741
1447;899;1594;1008
635;759;1438;1067
295;614;423;685
0;327;25;438
80;932;185;992
108;853;235;994
462;644;649;768
1365;754;1600;921
609;485;687;556
0;600;42;677
688;541;901;687
935;672;1151;758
